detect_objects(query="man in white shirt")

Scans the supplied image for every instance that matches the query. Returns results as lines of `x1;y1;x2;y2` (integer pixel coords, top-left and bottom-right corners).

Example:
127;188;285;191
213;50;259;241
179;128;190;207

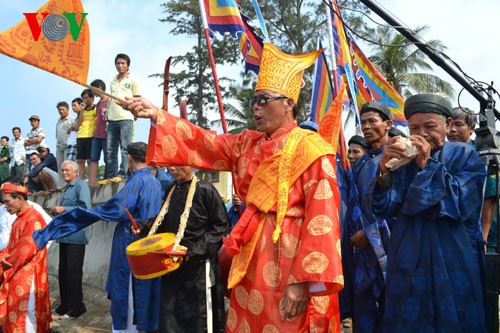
9;127;26;178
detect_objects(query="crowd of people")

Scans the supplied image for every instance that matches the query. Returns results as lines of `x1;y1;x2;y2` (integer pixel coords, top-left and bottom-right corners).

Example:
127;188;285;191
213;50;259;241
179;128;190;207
0;42;497;333
0;53;139;196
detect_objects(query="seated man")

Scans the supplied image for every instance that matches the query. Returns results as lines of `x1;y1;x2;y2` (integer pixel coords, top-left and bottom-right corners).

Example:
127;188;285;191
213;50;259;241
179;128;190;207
24;150;60;193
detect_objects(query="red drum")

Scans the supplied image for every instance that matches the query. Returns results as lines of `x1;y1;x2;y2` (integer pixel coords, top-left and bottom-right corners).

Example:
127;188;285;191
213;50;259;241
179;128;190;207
126;233;184;279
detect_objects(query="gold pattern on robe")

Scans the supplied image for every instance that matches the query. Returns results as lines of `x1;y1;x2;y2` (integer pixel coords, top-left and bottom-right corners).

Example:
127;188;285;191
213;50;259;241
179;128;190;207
247;289;264;315
259;235;266;253
336;239;342;257
241;137;253;155
18;300;28;312
311;295;330;314
321;157;336;178
307;215;333;236
262;324;280;333
313;179;334;200
246;261;257;282
281;233;299;258
263;261;281;288
234;286;249;309
214;160;230;170
156;108;166;125
203;132;218;151
239;318;250;333
8;311;16;323
14;286;23;297
187;151;202;168
175;121;193;140
303;179;318;196
226;307;237;331
302;252;329;274
161;135;178;159
238;157;250;176
287;274;298;284
286;206;302;217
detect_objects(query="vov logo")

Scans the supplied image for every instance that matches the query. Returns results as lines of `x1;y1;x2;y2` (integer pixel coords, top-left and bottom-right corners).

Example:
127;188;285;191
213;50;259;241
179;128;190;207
23;12;88;42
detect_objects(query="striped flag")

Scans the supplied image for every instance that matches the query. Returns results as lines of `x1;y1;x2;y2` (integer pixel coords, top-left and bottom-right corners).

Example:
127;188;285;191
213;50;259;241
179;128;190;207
203;0;245;39
238;11;264;75
310;39;335;123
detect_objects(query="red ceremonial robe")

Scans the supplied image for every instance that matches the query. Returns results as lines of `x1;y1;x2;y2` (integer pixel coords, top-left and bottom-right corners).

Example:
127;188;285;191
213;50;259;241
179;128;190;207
0;206;51;332
147;110;343;332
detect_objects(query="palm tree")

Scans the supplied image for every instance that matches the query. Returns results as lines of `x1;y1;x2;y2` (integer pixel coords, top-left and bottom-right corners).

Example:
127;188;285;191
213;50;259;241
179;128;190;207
368;25;454;98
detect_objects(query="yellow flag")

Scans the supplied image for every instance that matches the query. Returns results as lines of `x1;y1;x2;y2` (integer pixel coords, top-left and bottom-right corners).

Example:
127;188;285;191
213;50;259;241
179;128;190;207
0;0;90;85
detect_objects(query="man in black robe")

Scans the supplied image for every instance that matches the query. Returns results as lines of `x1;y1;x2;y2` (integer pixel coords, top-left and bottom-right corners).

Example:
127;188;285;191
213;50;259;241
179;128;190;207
154;166;229;333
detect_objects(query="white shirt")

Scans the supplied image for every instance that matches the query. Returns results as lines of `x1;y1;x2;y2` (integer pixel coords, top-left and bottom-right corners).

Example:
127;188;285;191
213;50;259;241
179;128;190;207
10;137;26;167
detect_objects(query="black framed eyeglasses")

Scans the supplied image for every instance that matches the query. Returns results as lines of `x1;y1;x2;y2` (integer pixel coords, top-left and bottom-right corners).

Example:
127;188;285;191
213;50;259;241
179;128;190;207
250;95;287;108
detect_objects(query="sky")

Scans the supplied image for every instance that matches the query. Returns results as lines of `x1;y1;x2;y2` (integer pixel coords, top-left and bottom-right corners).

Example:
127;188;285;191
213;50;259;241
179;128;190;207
0;0;499;150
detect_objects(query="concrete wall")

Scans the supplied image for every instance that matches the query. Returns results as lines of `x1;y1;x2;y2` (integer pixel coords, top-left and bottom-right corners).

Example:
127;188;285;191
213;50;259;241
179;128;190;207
32;182;125;291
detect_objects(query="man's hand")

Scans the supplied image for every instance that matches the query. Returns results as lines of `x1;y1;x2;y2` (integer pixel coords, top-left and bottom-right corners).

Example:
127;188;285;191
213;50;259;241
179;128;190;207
379;136;407;174
409;135;431;170
350;230;370;249
50;206;65;215
117;96;158;122
1;255;12;269
279;282;309;320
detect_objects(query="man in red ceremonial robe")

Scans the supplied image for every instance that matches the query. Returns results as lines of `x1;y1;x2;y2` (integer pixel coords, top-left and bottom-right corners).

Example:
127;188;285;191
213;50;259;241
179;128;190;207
122;43;344;332
0;182;51;332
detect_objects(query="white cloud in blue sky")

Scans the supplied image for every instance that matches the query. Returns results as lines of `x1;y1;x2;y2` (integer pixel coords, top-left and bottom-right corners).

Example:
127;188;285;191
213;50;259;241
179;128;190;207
0;0;499;150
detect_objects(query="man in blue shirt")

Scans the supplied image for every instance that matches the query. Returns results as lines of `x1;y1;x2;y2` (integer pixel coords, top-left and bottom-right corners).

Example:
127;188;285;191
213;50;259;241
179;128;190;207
50;160;91;319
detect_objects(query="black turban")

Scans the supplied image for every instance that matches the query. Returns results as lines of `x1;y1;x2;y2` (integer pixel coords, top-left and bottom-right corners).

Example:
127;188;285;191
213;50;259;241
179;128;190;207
388;127;407;138
348;135;369;149
127;142;148;163
360;101;394;121
404;94;452;119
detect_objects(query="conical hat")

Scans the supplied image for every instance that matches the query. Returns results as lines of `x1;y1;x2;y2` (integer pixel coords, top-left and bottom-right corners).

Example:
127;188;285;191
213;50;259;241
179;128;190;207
256;43;323;103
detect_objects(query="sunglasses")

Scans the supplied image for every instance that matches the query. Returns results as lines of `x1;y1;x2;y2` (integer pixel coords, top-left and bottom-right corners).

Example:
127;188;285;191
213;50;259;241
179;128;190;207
250;95;287;108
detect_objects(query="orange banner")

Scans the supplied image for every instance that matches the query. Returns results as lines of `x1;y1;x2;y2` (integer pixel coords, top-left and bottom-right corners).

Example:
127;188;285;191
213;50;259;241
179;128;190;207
0;0;90;85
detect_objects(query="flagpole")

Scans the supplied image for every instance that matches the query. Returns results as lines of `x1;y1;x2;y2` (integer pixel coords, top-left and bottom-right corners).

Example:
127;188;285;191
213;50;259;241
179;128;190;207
198;0;242;214
325;0;339;95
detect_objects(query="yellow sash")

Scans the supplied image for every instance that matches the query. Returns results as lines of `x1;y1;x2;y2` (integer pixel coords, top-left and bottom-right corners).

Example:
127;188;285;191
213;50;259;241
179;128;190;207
228;128;335;288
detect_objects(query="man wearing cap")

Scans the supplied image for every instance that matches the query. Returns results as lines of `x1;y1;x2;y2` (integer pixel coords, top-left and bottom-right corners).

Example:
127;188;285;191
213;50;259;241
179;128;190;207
348;135;369;166
121;43;343;332
0;182;51;332
25;146;60;193
24;114;46;170
372;94;487;331
349;102;394;333
33;142;163;332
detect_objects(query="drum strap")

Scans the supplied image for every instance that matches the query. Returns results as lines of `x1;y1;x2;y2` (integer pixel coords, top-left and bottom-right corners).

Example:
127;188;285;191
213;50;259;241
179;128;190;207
148;175;198;253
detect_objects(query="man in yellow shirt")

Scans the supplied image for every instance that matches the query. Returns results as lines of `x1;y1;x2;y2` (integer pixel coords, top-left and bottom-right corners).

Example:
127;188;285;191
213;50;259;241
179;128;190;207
76;89;97;179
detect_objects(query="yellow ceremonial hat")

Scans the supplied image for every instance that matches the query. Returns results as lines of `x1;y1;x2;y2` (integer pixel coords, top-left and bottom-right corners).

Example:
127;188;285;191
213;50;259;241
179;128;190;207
256;43;323;103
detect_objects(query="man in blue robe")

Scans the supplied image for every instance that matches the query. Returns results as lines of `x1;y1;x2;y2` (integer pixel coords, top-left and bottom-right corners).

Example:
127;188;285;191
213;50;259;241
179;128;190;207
33;142;163;332
350;102;394;333
372;94;487;332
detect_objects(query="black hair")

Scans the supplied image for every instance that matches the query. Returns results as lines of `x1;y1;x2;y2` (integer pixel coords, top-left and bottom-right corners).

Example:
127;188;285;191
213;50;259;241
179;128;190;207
56;101;69;109
12;127;21;133
115;53;131;66
1;136;8;141
72;97;83;104
90;79;106;92
81;88;94;98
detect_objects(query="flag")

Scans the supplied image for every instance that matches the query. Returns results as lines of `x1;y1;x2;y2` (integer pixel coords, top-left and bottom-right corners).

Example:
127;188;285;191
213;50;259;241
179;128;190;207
318;81;346;153
329;0;406;126
238;11;263;75
203;0;245;39
310;39;334;123
0;0;90;85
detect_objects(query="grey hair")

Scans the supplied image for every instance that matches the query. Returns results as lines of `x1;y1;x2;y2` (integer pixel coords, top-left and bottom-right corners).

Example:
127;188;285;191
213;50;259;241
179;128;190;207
62;160;79;173
451;107;477;128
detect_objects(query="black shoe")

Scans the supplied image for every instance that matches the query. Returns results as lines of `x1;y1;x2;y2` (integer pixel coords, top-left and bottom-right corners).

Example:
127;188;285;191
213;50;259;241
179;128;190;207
66;304;86;318
53;304;68;315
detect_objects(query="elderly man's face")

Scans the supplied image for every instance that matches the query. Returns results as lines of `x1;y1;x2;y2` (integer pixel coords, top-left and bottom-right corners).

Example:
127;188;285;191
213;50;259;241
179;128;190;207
408;113;451;150
3;193;23;215
447;117;474;143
